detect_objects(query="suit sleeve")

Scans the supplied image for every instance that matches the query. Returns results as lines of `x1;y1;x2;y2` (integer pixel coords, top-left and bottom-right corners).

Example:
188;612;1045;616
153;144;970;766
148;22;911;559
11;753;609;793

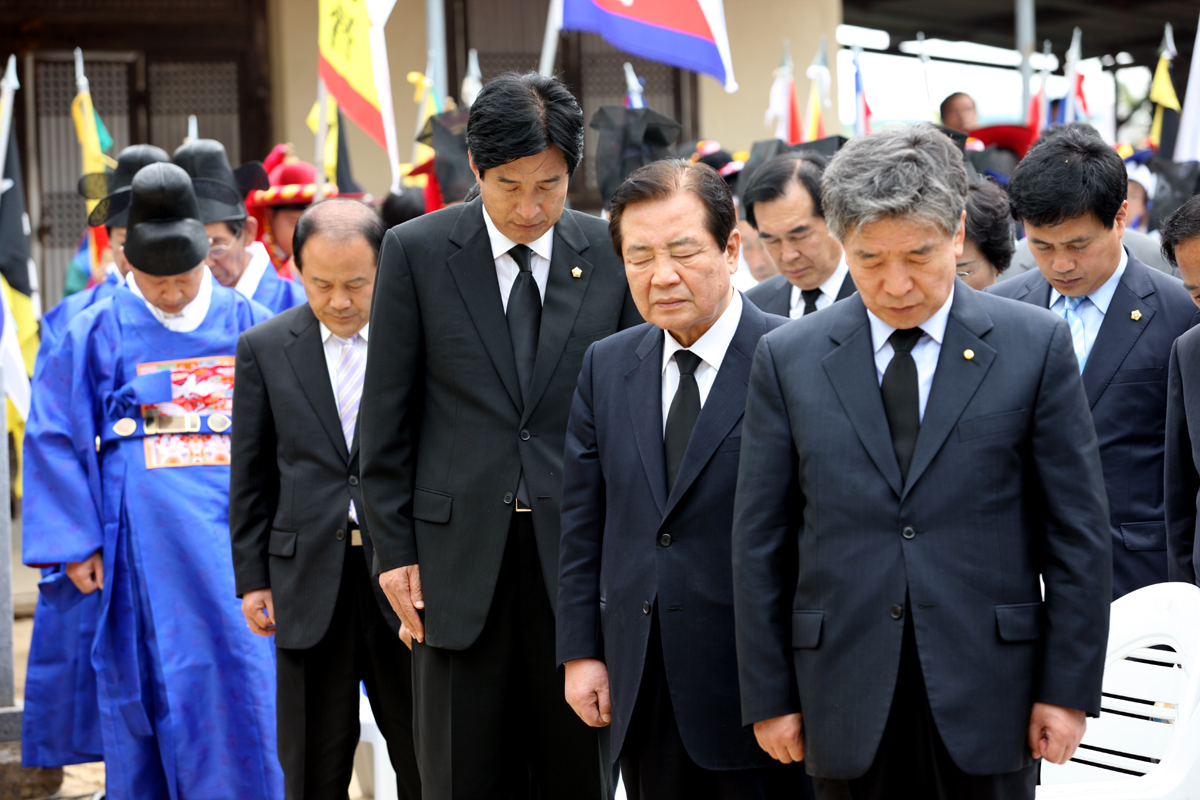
1166;339;1199;584
732;336;804;725
556;344;606;666
360;227;425;572
229;331;278;596
1031;319;1113;716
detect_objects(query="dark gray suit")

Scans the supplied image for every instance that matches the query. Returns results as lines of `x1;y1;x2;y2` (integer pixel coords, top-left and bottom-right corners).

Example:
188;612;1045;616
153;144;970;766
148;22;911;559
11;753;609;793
732;283;1111;783
1165;325;1200;583
360;197;642;797
744;271;856;317
990;254;1200;597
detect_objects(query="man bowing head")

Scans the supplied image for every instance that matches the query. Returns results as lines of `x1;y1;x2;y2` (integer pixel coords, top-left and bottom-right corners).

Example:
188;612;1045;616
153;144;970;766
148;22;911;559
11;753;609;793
732;125;1112;799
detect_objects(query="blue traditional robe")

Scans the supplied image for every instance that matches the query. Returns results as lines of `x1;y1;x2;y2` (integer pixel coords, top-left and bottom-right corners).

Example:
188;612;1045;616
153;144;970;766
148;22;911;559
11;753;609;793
23;282;283;799
251;259;307;313
39;266;125;356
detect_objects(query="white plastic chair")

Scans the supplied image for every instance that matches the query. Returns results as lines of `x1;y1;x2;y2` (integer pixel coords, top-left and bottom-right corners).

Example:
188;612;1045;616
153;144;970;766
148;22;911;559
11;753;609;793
1038;582;1200;798
356;687;399;800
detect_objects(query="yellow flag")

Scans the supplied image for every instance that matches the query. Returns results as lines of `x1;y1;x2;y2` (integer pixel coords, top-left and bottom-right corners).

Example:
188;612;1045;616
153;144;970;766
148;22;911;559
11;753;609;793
318;0;387;149
70;89;116;214
307;96;341;183
1149;54;1182;149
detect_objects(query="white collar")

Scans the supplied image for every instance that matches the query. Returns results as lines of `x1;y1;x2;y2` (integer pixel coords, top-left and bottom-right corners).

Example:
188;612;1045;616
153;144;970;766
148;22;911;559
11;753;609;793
662;290;743;375
481;203;555;263
126;265;214;332
234;241;273;300
105;261;123;281
791;257;849;309
867;285;955;354
319;321;370;343
1048;247;1129;314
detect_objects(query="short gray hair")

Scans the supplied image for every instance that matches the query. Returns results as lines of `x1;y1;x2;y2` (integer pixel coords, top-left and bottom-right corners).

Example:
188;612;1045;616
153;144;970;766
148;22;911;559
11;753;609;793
821;125;968;241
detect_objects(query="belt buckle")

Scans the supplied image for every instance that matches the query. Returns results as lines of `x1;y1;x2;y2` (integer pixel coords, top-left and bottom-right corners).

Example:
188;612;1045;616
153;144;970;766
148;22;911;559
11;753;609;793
144;413;200;435
350;528;362;546
515;498;533;512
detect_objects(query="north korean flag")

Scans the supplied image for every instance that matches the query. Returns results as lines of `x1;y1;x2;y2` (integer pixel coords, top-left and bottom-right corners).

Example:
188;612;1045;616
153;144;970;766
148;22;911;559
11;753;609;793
562;0;738;92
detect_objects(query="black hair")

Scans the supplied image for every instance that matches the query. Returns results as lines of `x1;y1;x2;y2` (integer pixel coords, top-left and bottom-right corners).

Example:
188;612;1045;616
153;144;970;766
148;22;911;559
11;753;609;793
608;159;735;258
379;190;426;229
463;183;481;203
1029;120;1098;153
292;198;386;270
1008;124;1127;229
742;152;827;230
1160;194;1200;269
466;72;584;178
222;218;246;239
964;175;1016;272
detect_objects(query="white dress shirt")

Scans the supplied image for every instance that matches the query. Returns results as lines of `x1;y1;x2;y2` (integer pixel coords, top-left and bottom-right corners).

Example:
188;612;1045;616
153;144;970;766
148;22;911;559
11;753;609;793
319;321;370;406
867;286;955;422
661;291;743;434
789;257;849;319
482;205;553;311
1047;247;1128;366
126;265;214;333
234;241;273;300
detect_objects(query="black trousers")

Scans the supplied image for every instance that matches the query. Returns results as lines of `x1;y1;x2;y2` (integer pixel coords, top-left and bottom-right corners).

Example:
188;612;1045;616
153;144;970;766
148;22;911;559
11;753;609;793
412;513;608;800
621;611;814;800
276;539;421;800
812;608;1036;800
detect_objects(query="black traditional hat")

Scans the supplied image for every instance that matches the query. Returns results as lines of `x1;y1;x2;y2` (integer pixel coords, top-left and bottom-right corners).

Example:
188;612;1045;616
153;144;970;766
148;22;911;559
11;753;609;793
172;139;269;224
77;144;171;228
98;162;237;276
589;105;682;210
417;107;474;205
736;139;789;211
790;135;848;160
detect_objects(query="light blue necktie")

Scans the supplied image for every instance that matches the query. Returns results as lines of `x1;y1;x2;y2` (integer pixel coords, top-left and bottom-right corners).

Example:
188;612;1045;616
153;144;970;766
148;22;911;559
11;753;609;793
1062;296;1087;373
334;334;365;521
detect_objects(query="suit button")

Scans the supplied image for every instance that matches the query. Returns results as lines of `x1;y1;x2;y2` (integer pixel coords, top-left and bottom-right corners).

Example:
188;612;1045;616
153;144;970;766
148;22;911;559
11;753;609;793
643;601;651;615
503;492;514;504
520;429;531;441
890;605;904;620
348;475;359;486
901;525;916;540
336;529;346;541
659;533;672;547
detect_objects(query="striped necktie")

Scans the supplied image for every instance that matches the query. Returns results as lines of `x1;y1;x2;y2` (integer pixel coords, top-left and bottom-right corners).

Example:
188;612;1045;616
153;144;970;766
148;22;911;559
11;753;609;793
1062;296;1087;373
334;334;365;521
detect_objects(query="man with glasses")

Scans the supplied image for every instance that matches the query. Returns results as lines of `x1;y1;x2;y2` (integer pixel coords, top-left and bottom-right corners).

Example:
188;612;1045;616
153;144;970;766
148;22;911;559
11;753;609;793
743;153;855;318
174;139;307;314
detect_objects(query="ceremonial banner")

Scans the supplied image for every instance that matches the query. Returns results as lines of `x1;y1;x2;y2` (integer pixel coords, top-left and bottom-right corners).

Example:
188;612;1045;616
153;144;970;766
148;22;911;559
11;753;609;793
561;0;738;92
851;46;871;137
1148;25;1181;155
801;36;830;143
764;43;800;144
1176;10;1200;163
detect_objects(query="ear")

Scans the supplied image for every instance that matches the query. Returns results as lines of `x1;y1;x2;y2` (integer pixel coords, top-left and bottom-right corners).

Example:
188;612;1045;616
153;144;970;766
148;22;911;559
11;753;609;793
469;152;482;184
726;227;741;275
953;210;967;258
1112;200;1129;238
243;215;259;242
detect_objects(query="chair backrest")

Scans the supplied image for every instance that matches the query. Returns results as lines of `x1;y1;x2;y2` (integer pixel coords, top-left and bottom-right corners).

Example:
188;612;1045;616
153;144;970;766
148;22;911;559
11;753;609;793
1039;583;1200;795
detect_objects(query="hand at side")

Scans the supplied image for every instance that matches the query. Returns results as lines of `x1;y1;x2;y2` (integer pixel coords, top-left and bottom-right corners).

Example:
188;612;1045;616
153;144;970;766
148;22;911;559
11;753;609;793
754;713;805;763
564;658;612;727
380;564;425;643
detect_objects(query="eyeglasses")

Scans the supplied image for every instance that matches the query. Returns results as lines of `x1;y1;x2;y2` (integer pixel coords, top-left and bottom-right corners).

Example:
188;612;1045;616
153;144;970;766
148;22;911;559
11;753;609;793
955;258;985;278
207;239;241;263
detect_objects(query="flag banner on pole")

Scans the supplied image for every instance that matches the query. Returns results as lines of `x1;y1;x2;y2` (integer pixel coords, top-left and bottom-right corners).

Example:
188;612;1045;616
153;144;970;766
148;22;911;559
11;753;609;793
764;42;800;144
801;36;830;143
562;0;737;92
851;47;871;137
318;0;398;156
1175;9;1200;162
1149;26;1181;154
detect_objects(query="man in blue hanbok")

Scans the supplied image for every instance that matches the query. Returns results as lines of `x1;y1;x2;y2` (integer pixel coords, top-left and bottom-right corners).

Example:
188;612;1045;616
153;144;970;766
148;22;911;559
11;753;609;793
174;139;307;314
21;142;171;769
22;162;284;800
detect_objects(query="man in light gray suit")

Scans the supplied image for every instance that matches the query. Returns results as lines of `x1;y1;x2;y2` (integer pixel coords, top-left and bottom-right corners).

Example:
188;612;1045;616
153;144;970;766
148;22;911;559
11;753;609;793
732;125;1112;799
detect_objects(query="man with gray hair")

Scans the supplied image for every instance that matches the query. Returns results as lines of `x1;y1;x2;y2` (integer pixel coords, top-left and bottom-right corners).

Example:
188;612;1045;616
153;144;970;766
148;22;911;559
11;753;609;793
731;125;1112;799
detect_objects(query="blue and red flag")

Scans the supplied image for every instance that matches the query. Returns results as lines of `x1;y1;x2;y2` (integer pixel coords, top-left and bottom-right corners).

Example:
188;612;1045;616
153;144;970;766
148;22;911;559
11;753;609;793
562;0;738;92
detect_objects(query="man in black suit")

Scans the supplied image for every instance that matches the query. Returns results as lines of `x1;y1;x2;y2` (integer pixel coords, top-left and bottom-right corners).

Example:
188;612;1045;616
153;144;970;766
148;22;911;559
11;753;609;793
990;125;1200;598
557;159;811;799
359;72;642;798
1161;196;1200;582
733;125;1112;799
743;153;854;317
230;199;420;799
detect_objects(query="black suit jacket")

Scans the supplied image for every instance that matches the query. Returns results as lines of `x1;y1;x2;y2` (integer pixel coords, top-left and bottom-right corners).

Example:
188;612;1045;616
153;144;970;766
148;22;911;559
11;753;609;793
989;253;1200;597
733;283;1111;779
360;199;642;650
1165;326;1200;583
230;303;400;651
557;298;787;770
743;270;855;318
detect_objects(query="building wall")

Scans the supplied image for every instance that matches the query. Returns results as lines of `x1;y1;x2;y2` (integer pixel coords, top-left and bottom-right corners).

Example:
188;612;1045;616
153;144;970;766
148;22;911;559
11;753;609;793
267;0;428;198
699;0;842;153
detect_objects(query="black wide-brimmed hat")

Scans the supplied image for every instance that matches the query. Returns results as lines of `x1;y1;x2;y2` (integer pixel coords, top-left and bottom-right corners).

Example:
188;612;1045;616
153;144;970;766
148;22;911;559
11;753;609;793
589;105;682;210
77;144;172;228
417;107;474;205
172;139;269;224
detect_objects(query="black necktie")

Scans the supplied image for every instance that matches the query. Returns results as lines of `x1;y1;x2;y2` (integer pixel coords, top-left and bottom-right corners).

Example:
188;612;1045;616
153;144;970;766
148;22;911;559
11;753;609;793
664;350;702;491
801;288;822;316
881;328;923;483
506;244;541;405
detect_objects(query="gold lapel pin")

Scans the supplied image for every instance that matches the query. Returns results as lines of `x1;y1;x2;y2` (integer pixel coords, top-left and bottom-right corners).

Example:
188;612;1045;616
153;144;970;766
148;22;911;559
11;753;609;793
1131;310;1142;321
963;349;975;360
571;266;582;278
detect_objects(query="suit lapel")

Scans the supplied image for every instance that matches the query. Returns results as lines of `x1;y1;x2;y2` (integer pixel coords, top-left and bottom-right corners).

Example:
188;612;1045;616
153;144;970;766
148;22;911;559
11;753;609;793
284;306;348;460
836;272;856;301
903;285;995;497
662;302;762;519
822;297;904;497
769;277;792;316
1081;259;1155;408
523;211;593;425
625;327;668;515
446;201;523;413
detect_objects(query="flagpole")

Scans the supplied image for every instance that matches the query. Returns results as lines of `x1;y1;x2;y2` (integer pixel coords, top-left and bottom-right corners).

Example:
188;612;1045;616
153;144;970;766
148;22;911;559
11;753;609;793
315;77;328;204
0;55;18;196
1015;0;1035;124
539;0;563;77
915;32;936;123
